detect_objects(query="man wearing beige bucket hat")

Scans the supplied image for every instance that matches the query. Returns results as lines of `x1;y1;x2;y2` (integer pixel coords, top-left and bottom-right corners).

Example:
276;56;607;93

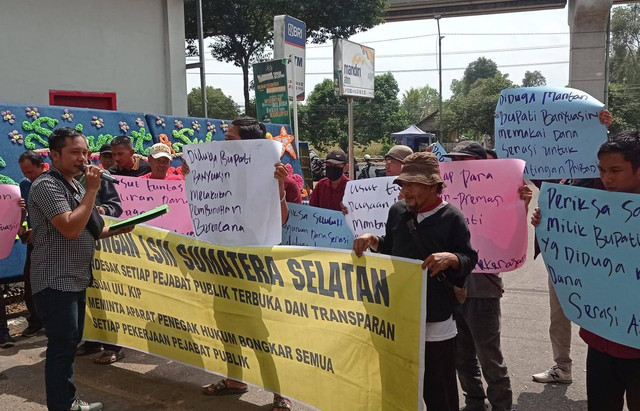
354;152;478;410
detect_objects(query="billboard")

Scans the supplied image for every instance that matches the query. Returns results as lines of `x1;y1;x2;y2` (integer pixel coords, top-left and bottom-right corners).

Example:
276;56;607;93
274;15;306;101
253;59;290;124
333;39;375;99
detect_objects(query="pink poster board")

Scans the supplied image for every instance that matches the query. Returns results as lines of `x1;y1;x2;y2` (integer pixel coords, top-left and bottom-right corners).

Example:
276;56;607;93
440;159;527;272
0;184;22;260
115;176;194;235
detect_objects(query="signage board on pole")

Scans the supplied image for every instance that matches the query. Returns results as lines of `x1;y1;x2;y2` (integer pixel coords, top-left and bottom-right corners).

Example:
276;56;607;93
253;59;290;125
333;39;375;99
274;15;306;101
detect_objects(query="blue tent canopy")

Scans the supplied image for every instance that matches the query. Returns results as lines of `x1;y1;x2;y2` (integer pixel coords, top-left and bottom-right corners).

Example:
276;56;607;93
390;125;436;152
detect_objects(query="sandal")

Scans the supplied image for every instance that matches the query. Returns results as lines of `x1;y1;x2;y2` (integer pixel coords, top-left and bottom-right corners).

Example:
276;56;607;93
272;395;291;410
76;343;103;356
94;350;125;365
202;379;249;396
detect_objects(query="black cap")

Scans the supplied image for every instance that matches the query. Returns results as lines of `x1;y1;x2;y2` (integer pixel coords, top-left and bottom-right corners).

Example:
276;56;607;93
443;141;487;160
99;144;112;154
325;150;348;165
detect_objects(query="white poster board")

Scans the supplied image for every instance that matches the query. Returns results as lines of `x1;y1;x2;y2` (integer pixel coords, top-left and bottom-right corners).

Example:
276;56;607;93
343;177;399;237
184;140;283;246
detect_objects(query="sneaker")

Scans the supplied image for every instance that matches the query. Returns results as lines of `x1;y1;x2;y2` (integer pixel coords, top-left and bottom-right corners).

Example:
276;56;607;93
532;365;572;383
21;324;43;337
70;398;103;411
0;329;16;348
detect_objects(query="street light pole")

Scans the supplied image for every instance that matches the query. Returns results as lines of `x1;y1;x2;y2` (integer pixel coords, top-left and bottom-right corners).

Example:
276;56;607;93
435;15;443;141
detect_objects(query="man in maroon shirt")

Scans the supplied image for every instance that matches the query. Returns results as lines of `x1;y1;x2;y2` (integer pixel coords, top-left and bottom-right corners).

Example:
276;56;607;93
309;150;349;211
532;131;640;410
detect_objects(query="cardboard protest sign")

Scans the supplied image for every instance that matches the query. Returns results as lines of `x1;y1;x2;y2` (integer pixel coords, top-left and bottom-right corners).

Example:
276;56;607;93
281;203;353;249
0;184;21;259
184;140;282;246
343;177;400;238
441;159;528;272
495;86;606;179
432;141;451;162
344;160;528;272
537;183;640;349
116;176;193;235
86;222;426;410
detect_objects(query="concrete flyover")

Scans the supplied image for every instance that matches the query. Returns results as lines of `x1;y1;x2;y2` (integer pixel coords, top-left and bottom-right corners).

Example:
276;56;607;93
385;0;637;102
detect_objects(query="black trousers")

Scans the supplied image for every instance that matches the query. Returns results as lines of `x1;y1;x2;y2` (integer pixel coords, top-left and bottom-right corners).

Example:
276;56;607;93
424;337;459;411
23;243;41;328
587;346;640;411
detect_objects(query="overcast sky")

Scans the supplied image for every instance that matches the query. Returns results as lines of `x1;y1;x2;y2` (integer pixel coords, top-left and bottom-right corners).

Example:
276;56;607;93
186;6;580;105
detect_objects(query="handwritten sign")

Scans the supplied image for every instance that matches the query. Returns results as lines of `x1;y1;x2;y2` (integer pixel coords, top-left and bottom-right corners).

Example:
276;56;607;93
343;177;400;237
0;185;21;260
495;86;606;179
115;176;193;235
441;159;527;272
184;139;283;246
432;141;451;162
282;203;354;249
537;183;640;349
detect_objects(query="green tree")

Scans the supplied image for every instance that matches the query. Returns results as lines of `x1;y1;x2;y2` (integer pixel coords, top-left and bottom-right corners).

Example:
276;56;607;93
401;85;440;124
522;70;547;87
610;4;640;85
608;83;640;132
301;73;408;152
355;72;407;147
445;73;516;142
461;57;499;95
184;0;387;113
187;86;240;119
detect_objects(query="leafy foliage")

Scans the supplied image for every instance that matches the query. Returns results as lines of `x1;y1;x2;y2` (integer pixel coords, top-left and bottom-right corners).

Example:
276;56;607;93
401;85;440;124
187;86;240;119
522;70;547;87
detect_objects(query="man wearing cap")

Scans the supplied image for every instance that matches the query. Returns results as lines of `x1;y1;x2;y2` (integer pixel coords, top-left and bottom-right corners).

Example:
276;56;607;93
354;152;477;411
97;144;115;170
142;143;183;180
309;149;349;211
444;141;531;411
384;145;413;176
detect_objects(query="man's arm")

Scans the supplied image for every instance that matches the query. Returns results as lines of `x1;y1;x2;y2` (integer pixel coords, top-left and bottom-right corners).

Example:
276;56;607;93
46;166;102;239
97;179;123;217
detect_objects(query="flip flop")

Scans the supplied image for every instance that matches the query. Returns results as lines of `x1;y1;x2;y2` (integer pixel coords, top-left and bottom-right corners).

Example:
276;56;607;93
94;350;125;365
272;395;291;410
202;380;248;396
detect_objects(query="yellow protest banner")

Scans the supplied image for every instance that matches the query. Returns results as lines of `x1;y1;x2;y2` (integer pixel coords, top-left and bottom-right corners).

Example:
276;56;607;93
85;223;426;410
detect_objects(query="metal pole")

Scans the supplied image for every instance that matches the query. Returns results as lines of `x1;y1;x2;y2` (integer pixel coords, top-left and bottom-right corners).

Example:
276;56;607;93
197;0;207;117
290;55;300;155
604;12;611;108
436;15;443;141
348;97;354;179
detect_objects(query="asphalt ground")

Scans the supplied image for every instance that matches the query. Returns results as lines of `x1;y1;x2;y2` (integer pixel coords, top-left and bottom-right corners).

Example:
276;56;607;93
0;185;618;410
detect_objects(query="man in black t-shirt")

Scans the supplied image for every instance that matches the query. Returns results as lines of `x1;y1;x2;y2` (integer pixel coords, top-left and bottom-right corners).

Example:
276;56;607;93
108;135;151;177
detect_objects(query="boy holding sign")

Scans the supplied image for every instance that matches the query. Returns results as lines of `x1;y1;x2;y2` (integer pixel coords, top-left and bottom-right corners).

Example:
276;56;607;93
532;132;640;410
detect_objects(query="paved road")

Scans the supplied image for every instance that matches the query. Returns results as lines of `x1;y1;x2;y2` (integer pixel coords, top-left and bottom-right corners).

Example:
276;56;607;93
0;186;601;410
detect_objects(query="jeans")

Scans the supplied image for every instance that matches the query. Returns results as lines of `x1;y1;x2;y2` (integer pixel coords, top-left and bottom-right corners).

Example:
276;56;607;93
23;243;42;328
33;288;86;411
455;298;512;411
587;346;640;411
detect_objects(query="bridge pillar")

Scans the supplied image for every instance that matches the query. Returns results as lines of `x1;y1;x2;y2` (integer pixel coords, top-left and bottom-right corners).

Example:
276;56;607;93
567;0;613;102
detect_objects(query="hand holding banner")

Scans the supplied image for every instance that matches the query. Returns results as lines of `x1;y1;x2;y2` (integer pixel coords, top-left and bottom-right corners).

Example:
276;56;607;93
0;184;21;260
495;86;606;179
537;183;640;349
184;139;283;246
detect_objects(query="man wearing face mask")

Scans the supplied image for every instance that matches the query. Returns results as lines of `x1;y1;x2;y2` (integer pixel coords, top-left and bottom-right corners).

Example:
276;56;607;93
309;149;349;211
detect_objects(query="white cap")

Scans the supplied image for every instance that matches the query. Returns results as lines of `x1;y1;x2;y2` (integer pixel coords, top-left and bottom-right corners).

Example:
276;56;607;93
149;143;172;160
